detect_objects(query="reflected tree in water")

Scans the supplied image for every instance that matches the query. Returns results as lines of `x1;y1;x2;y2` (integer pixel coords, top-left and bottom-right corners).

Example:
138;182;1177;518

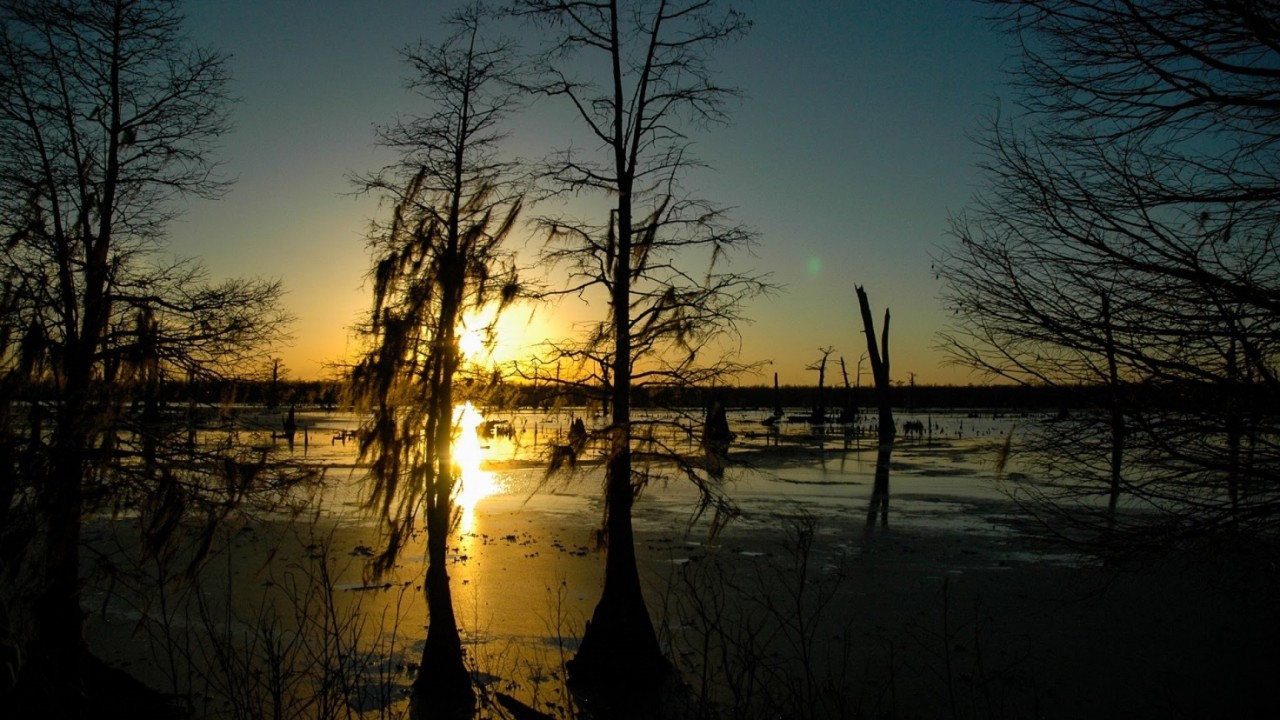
866;442;893;537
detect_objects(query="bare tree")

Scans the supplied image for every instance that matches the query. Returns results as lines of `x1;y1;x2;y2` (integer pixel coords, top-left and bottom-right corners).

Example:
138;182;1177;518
0;0;295;710
513;0;769;695
855;286;894;540
935;0;1280;552
856;286;893;439
349;6;523;715
837;356;855;424
806;346;835;424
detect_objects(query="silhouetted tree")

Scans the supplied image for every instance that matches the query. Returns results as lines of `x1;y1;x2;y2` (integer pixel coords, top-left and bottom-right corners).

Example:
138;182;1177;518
513;0;769;696
701;398;732;478
837;356;856;424
855;286;893;438
855;287;894;540
806;346;835;423
267;357;285;408
349;6;523;715
936;0;1280;553
0;0;292;710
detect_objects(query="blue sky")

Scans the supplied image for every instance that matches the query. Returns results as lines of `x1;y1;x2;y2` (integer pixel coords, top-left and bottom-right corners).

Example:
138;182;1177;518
177;0;1014;384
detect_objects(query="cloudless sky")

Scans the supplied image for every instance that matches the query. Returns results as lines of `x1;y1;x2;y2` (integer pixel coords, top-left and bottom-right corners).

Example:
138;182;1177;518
177;0;1014;385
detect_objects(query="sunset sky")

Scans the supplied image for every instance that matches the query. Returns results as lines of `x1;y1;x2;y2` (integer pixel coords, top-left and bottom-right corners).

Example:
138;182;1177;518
177;0;1013;385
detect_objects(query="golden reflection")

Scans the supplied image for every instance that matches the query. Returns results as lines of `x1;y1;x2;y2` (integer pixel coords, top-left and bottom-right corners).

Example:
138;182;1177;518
453;402;499;527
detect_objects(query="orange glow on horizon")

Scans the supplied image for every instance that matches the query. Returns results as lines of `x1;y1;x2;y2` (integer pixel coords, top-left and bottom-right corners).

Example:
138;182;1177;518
457;305;558;373
280;294;969;387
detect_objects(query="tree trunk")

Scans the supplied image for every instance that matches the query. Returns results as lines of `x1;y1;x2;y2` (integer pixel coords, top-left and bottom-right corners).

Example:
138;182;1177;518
772;371;783;419
567;439;669;690
33;364;92;708
813;354;826;423
1222;333;1243;521
568;302;669;689
39;447;85;656
412;195;474;713
570;34;669;679
414;502;474;717
1101;292;1125;520
858;288;896;541
855;286;894;438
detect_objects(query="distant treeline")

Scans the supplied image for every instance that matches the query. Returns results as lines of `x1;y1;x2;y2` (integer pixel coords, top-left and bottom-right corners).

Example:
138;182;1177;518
705;381;1276;417
8;377;1262;416
629;383;1117;413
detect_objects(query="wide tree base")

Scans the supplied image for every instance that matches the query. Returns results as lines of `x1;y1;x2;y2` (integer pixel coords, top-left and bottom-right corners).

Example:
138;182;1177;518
565;614;675;718
566;649;687;720
565;640;670;690
410;662;475;720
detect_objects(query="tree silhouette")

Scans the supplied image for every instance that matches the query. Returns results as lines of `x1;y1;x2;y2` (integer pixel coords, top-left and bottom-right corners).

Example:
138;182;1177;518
806;346;836;424
856;286;893;438
513;0;769;695
936;0;1280;551
0;0;290;709
349;6;523;714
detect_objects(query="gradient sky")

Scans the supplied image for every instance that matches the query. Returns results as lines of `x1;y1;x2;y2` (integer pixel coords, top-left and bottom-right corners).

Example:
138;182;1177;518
177;0;1014;385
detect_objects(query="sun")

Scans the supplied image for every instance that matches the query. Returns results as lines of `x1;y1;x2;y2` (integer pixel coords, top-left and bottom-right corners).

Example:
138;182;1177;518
458;327;486;357
456;306;550;367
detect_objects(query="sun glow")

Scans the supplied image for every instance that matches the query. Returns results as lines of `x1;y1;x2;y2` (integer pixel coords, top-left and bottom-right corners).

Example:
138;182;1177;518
452;402;499;516
458;327;486;358
454;306;557;371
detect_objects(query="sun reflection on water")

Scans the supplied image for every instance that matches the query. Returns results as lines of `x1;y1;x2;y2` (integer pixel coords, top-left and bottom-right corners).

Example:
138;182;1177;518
453;402;499;529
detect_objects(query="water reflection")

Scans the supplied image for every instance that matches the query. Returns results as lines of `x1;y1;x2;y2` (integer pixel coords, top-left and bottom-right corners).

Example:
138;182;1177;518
452;402;500;533
865;440;893;537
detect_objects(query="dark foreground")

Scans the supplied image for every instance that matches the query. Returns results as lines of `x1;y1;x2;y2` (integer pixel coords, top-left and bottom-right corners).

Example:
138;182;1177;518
7;433;1280;719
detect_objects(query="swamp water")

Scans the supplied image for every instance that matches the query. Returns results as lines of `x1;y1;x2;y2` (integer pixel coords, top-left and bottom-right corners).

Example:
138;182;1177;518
81;408;1273;718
